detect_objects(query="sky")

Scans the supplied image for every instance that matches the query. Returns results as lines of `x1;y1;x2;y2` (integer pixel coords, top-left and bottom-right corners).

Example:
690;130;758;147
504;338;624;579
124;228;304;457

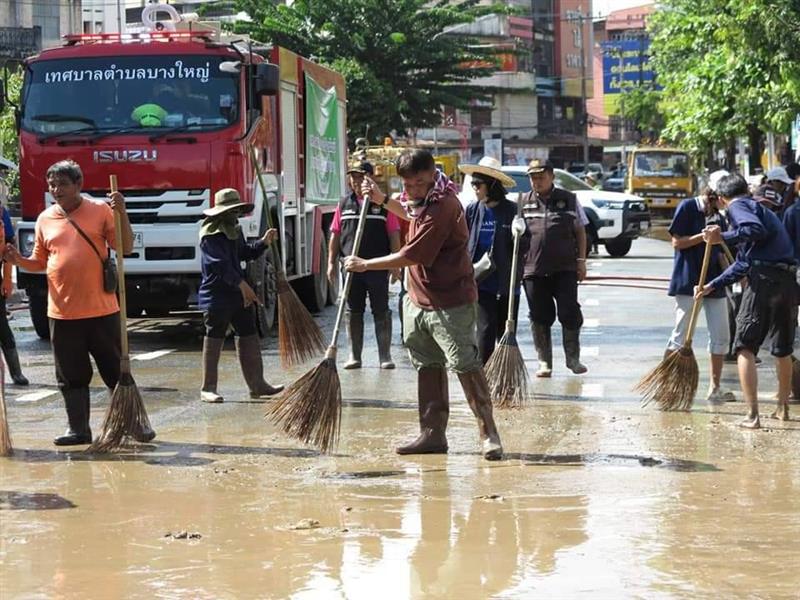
593;0;654;17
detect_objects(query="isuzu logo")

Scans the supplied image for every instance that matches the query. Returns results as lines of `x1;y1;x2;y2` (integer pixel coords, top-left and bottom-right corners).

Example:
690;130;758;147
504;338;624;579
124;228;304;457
93;150;157;163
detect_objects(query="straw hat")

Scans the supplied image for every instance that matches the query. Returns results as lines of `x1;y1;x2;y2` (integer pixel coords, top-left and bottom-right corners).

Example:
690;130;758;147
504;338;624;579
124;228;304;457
203;188;253;217
459;156;515;188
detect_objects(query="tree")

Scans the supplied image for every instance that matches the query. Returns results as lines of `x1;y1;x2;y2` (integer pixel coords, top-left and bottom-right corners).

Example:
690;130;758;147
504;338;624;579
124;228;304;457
0;68;23;197
648;0;800;162
620;85;665;142
232;0;509;142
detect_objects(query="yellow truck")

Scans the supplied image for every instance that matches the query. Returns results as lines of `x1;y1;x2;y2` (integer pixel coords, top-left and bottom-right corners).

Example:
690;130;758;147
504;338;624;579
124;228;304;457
352;140;460;197
626;146;694;211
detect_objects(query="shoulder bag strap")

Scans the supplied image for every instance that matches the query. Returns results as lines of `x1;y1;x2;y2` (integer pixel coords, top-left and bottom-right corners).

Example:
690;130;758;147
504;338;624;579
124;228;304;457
59;207;107;263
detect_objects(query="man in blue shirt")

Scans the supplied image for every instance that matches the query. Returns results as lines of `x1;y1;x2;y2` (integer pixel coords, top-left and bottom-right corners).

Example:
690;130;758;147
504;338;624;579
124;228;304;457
667;171;732;404
698;173;797;428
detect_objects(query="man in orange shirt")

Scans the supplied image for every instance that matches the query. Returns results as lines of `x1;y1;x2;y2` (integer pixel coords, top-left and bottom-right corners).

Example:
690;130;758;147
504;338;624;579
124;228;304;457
5;160;153;445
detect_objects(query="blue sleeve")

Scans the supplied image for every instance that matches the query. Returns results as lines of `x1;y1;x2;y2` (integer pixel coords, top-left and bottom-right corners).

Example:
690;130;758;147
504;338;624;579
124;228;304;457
201;235;242;288
668;201;693;237
2;208;13;242
783;206;800;261
708;254;749;290
721;202;766;246
237;235;268;261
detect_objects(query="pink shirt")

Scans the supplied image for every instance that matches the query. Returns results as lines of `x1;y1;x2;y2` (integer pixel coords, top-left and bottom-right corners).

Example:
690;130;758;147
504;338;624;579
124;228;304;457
330;196;401;236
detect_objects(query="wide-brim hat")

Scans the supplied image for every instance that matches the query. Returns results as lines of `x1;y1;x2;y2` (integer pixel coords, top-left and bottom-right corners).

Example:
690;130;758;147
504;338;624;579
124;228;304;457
459;156;515;188
203;188;253;217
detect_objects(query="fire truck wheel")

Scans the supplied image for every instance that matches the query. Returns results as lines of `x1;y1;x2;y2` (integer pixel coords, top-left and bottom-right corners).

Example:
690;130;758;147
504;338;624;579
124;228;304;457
29;292;50;340
605;238;632;257
250;252;277;338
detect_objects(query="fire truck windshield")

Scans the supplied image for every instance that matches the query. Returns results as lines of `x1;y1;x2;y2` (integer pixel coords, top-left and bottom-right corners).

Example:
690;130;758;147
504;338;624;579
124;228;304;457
22;55;239;137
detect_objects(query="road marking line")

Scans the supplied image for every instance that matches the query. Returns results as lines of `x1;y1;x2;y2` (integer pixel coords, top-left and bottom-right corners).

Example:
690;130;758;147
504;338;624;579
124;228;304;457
583;346;599;357
589;261;603;268
15;389;59;403
582;384;604;398
583;299;599;306
133;349;176;361
583;319;600;328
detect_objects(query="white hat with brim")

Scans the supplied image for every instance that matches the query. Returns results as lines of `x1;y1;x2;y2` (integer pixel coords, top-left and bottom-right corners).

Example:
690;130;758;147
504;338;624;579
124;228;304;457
459;156;516;189
203;188;253;217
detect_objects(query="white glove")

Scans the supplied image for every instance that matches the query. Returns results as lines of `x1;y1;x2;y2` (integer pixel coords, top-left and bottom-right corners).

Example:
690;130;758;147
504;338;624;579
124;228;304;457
511;216;526;237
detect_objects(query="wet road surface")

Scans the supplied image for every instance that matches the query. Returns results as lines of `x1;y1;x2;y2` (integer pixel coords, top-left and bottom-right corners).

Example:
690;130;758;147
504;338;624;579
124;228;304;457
1;237;799;598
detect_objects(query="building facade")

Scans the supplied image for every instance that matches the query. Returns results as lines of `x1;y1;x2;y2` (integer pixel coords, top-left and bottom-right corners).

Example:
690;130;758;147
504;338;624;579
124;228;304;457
0;0;81;57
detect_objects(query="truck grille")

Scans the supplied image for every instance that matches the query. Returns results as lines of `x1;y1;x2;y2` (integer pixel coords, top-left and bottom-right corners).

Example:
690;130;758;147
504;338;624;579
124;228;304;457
83;189;209;225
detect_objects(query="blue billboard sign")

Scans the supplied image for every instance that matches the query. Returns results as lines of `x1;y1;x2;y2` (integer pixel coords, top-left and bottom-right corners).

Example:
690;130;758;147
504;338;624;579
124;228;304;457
602;38;661;94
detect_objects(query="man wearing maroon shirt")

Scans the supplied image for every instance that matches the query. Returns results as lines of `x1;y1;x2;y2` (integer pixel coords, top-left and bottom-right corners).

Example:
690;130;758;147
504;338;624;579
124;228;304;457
345;150;503;460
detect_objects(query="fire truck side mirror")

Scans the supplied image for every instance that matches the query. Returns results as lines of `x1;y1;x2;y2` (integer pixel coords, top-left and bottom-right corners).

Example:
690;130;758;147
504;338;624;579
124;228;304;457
254;63;279;97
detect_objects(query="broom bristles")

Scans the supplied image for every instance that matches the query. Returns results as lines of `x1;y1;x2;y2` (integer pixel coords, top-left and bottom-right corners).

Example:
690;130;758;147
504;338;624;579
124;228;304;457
277;272;326;367
0;361;12;457
634;348;698;411
485;331;531;409
266;356;341;453
88;371;154;453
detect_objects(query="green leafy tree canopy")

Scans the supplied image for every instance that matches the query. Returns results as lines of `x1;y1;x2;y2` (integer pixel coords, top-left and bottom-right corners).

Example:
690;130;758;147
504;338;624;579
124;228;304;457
0;68;23;197
233;0;509;142
648;0;800;155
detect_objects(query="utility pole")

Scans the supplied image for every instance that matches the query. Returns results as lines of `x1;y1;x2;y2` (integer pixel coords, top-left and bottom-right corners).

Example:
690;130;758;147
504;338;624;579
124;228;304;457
575;11;590;167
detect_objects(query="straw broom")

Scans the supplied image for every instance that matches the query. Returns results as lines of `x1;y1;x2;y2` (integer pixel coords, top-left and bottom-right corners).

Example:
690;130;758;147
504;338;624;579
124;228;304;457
88;175;155;452
266;192;372;453
485;195;531;408
0;359;11;456
635;240;713;411
249;147;324;366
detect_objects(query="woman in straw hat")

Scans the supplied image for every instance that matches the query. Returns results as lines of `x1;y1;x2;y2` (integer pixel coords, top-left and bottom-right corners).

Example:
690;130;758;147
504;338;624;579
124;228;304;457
198;188;284;403
461;157;530;364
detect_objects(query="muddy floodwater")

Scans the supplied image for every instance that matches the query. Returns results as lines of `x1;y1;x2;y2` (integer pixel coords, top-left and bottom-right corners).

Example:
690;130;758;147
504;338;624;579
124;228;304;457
1;239;799;598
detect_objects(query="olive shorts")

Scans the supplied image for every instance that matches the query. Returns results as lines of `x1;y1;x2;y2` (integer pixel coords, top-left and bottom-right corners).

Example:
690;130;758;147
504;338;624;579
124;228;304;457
402;295;482;373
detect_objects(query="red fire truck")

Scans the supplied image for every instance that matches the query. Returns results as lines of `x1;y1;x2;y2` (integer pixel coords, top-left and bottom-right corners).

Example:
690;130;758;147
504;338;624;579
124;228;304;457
3;12;346;339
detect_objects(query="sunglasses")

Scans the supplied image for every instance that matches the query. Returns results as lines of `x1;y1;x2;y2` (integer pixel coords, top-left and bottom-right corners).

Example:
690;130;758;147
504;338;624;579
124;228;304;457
471;180;486;189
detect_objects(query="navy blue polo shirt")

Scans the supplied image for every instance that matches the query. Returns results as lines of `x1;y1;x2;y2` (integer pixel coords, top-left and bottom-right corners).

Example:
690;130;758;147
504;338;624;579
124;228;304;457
668;197;726;298
709;196;796;290
782;201;800;261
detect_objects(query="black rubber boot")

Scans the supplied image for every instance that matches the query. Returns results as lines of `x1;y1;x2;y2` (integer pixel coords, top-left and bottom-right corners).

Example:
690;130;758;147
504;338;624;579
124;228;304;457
563;328;588;374
344;312;364;369
457;370;503;461
396;367;449;455
532;324;552;377
201;336;225;403
236;334;284;398
2;346;29;386
374;311;395;369
54;387;92;446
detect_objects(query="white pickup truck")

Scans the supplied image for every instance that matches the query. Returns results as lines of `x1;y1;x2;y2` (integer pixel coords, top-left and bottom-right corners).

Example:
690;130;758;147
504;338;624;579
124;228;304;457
460;166;651;257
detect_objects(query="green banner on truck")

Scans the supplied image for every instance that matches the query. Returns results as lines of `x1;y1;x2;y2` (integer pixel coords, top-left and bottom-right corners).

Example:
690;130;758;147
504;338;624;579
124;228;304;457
305;74;342;204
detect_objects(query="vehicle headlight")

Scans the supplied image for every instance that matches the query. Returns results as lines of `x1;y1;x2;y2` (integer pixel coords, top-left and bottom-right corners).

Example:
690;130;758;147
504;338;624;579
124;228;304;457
592;199;625;210
18;230;35;257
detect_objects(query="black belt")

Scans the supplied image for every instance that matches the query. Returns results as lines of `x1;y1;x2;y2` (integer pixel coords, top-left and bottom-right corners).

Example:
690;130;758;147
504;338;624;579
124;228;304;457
751;260;797;272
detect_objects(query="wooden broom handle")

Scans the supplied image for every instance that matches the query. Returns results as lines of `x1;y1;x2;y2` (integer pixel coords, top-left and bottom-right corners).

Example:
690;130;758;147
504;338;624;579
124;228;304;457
110;175;129;358
329;193;372;350
505;193;524;328
684;239;713;346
